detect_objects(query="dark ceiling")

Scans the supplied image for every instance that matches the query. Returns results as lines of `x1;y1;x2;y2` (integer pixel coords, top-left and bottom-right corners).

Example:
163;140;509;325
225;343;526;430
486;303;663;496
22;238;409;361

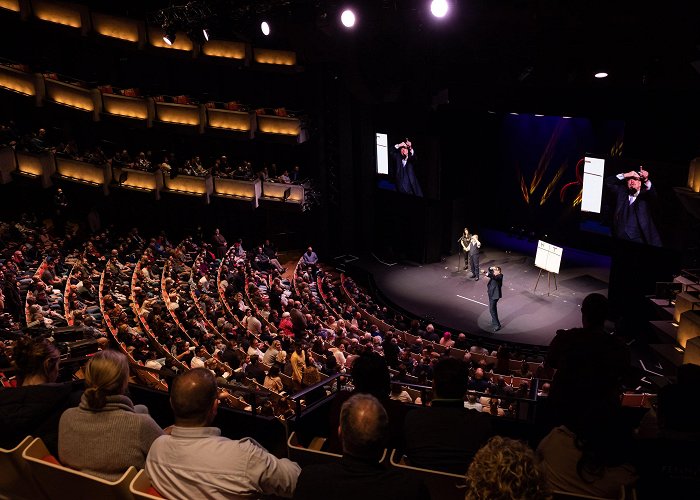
133;0;700;109
5;0;700;113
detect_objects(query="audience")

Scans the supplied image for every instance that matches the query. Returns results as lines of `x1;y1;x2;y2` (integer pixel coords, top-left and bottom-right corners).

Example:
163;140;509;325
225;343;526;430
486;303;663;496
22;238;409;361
465;436;551;500
403;357;492;474
293;393;430;500
146;368;300;499
0;336;80;455
58;350;164;480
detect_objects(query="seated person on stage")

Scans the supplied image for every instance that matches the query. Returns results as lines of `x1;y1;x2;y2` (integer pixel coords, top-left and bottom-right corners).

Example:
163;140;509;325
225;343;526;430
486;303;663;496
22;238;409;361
58;350;164;480
403;357;492;474
146;368;300;499
293;394;430;500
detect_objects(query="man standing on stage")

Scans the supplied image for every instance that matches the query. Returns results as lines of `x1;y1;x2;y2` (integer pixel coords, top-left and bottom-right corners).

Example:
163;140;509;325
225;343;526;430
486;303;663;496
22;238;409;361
468;234;481;280
486;266;503;332
458;228;470;271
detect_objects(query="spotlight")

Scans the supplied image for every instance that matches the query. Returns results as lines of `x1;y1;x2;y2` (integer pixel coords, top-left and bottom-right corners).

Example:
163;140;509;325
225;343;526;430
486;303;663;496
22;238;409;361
261;21;270;36
340;9;356;28
430;0;449;18
594;72;608;79
162;26;176;45
203;28;209;41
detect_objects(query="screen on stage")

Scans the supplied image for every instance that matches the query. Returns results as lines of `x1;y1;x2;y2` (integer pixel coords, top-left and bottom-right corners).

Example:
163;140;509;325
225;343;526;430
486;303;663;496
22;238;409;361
375;132;389;175
375;131;424;198
579;156;679;248
535;240;563;274
581;156;605;213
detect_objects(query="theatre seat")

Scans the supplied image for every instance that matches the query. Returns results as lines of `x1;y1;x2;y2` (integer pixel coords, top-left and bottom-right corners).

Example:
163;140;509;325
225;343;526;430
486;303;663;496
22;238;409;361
21;437;137;500
129;469;164;499
0;435;46;500
287;431;342;466
388;449;466;500
552;485;628;500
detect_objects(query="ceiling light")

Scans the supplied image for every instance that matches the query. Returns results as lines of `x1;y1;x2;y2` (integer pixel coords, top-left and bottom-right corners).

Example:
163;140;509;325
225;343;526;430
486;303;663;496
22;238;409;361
341;9;356;28
430;0;449;18
261;21;270;36
562;116;571;119
594;72;608;79
535;114;544;117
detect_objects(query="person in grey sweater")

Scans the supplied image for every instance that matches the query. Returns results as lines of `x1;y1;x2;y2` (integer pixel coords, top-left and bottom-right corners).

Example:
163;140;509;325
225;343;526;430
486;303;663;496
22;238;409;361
58;349;164;480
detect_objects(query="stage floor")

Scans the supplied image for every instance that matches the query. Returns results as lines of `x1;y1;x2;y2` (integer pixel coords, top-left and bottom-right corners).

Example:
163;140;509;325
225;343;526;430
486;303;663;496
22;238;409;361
350;234;612;347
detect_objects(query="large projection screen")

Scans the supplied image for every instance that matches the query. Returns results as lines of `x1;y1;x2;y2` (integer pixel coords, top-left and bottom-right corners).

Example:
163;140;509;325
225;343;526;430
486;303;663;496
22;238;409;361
535;240;563;274
581;156;605;213
375;132;388;175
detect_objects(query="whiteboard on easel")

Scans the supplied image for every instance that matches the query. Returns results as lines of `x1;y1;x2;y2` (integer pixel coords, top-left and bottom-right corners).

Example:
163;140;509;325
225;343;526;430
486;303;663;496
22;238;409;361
535;240;563;274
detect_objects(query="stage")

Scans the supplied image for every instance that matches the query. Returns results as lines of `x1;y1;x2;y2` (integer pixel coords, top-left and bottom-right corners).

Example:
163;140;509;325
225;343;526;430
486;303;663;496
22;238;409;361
347;232;612;347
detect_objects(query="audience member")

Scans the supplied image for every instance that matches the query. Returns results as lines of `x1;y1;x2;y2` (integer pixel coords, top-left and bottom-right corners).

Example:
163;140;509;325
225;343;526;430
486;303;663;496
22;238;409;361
465;436;551;500
0;336;79;455
58;350;164;480
536;398;637;498
146;368;300;499
293;394;430;500
403;357;492;474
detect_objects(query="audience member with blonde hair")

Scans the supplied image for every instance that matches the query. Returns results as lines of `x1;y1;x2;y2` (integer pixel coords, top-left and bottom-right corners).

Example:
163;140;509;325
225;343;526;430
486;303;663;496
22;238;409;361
465;436;551;500
58;349;164;480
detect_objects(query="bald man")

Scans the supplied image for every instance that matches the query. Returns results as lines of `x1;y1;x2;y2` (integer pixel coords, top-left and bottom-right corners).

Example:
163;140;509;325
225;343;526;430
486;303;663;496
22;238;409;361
146;368;300;499
293;393;429;500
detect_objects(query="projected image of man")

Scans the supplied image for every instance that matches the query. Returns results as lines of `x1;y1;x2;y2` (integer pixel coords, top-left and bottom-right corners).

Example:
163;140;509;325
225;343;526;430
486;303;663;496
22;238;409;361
604;167;662;247
391;139;423;197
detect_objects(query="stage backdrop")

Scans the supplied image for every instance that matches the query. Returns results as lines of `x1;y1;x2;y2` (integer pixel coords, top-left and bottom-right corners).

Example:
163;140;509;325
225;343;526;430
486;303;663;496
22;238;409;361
494;114;625;241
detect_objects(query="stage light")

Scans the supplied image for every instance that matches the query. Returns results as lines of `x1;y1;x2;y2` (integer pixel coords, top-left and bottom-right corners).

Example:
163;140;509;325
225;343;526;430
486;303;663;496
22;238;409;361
162;26;176;45
594;72;608;79
562;116;571;119
535;114;544;117
203;28;209;41
509;112;519;115
430;0;449;18
340;9;356;28
261;21;270;36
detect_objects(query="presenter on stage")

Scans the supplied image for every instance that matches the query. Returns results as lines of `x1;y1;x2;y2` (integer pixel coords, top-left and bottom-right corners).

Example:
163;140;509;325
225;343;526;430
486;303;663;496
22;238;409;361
467;234;481;280
604;167;662;247
391;138;423;197
458;228;470;271
486;266;503;332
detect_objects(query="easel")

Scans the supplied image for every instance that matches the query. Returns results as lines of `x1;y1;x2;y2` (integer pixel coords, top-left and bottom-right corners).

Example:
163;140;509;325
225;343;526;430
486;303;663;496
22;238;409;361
534;268;558;296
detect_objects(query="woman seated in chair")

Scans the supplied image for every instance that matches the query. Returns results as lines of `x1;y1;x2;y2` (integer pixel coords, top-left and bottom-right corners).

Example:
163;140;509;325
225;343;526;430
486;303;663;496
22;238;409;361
58;349;164;480
0;336;80;455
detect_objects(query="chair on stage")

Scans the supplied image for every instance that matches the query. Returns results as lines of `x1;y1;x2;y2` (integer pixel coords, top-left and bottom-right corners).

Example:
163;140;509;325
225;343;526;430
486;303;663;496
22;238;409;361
0;435;46;500
388;449;466;500
22;437;138;500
